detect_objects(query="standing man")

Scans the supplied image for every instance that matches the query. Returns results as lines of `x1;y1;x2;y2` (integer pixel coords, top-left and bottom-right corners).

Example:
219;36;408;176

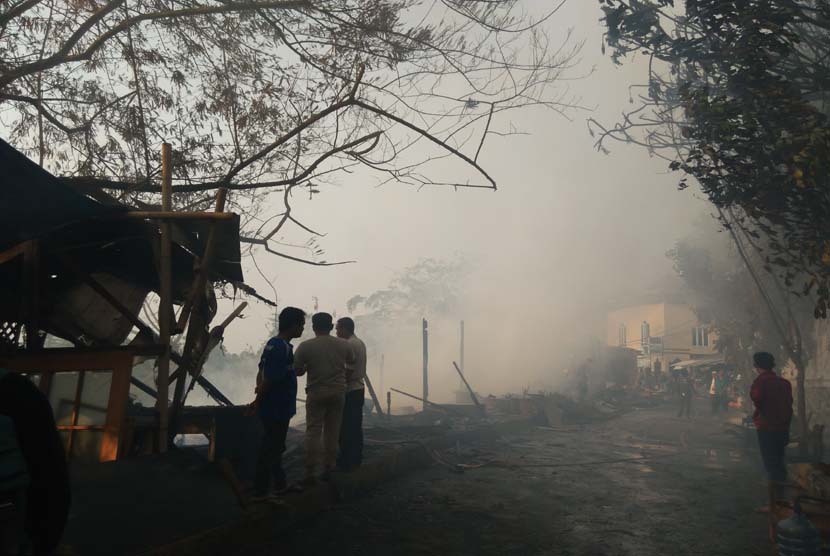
750;352;793;483
293;313;355;483
336;317;367;471
577;358;591;403
710;368;729;415
677;369;694;418
250;306;306;497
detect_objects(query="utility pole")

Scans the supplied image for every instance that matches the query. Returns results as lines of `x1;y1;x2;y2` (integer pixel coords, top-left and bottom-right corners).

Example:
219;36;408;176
458;320;464;390
379;353;385;397
460;319;465;376
422;318;429;411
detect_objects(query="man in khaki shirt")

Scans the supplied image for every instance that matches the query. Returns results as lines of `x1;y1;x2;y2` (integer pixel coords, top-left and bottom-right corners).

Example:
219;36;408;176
336;317;367;470
293;312;355;481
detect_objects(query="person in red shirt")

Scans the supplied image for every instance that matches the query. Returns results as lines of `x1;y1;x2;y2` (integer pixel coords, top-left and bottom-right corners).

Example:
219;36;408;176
749;352;793;482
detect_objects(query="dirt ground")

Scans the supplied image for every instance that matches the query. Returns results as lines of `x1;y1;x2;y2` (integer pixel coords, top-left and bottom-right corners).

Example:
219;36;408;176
242;405;773;556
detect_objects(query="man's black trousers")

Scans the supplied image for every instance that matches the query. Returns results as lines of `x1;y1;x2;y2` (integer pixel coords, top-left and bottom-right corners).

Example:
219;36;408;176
338;388;364;470
757;429;789;483
255;419;290;495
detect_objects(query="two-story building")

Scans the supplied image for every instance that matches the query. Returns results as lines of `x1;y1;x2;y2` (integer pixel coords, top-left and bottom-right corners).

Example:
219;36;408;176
606;302;718;373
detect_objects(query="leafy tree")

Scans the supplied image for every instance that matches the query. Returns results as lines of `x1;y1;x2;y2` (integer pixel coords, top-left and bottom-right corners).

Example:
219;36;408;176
347;257;468;318
668;232;777;377
667;221;816;450
1;0;581;263
592;0;830;315
346;256;469;357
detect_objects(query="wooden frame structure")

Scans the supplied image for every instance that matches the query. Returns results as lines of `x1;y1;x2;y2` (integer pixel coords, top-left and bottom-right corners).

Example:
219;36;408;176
0;142;245;463
0;347;160;462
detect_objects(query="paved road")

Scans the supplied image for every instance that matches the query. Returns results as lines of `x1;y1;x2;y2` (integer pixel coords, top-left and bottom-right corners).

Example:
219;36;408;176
245;406;772;556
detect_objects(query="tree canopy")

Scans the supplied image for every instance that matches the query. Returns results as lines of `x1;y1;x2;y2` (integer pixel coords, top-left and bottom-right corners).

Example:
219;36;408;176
593;0;830;315
347;256;468;319
1;0;580;264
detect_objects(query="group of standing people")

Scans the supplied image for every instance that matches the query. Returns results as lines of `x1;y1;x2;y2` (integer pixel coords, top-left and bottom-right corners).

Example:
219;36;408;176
248;307;368;497
674;367;731;417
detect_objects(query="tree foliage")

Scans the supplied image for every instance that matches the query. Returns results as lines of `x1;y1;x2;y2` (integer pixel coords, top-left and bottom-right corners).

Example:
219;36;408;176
347;256;468;319
667;231;776;369
593;0;830;315
1;0;580;263
668;219;817;439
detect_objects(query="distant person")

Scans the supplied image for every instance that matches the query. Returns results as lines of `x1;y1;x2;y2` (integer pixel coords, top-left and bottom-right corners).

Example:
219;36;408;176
709;371;719;415
750;352;793;483
577;358;591;403
335;317;367;471
0;370;70;555
677;369;694;418
293;313;355;483
249;306;306;497
710;369;728;415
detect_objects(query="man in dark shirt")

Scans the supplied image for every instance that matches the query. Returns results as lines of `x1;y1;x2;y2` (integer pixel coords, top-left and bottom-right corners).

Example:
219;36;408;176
677;369;694;418
249;307;305;496
750;352;793;483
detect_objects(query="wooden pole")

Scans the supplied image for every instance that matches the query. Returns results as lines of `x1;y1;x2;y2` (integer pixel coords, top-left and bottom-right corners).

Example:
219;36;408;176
157;142;173;452
23;240;42;351
175;187;228;333
379;353;385;397
386;390;391;418
422;318;428;411
181;303;248;404
122;211;234;221
458;320;465;390
364;374;384;416
453;361;483;413
66;370;86;458
460;320;465;374
390;388;463;415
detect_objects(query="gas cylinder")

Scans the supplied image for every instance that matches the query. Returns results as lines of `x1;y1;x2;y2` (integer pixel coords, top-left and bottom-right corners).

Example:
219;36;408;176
777;500;822;556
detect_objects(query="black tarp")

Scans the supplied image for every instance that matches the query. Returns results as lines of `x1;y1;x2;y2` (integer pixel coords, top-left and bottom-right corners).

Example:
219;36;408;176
0;139;122;249
0;139;244;337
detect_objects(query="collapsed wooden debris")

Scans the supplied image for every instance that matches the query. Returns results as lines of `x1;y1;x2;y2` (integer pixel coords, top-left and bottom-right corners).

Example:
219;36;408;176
0;138;256;462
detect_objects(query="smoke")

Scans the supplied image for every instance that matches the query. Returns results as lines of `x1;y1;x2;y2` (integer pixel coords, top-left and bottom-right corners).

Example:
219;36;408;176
208;2;712;408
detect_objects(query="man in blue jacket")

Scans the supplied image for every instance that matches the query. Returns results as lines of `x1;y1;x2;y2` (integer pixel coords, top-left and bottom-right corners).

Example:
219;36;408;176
249;307;306;496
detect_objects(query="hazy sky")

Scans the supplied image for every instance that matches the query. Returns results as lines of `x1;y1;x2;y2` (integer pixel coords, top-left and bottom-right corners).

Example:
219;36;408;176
221;3;709;350
180;2;720;404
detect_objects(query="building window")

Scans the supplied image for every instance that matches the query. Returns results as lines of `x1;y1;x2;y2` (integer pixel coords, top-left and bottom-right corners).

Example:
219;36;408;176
619;323;627;347
692;326;709;347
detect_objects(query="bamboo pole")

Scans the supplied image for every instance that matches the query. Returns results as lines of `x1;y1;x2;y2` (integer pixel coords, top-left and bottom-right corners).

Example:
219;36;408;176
389;388;462;415
175;187;228;332
181;302;248;406
157;142;173;452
